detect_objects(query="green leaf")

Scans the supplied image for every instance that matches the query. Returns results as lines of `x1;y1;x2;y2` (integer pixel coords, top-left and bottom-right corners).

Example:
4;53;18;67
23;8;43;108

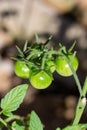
68;40;76;53
11;57;20;61
35;34;40;44
23;40;28;52
63;124;87;130
56;128;61;130
16;46;24;57
2;111;13;117
29;110;43;130
1;84;28;116
12;121;24;130
44;35;52;45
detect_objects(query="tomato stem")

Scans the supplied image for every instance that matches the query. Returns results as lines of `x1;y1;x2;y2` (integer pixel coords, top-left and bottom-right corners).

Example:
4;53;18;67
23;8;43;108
73;97;86;125
5;115;23;123
0;117;11;130
73;77;87;125
63;54;82;96
63;53;87;125
41;53;47;70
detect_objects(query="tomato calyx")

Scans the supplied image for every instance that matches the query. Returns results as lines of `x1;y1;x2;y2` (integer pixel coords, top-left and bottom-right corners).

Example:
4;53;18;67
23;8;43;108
30;69;53;80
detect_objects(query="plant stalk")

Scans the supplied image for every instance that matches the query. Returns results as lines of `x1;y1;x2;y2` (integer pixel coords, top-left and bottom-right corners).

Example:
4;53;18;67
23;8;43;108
64;55;82;96
73;77;87;125
0;117;7;127
5;115;23;123
72;97;86;125
41;53;47;70
63;54;87;125
0;117;11;130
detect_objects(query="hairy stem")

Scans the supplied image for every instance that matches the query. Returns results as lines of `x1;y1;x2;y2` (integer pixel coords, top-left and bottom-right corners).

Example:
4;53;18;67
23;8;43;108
63;54;86;125
41;53;47;70
73;97;86;125
73;77;87;124
5;115;23;123
0;117;11;130
64;55;82;96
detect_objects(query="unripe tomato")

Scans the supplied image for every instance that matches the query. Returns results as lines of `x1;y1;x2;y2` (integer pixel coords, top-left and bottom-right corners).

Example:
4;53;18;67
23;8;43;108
55;54;79;77
30;70;52;89
14;61;30;79
46;60;55;73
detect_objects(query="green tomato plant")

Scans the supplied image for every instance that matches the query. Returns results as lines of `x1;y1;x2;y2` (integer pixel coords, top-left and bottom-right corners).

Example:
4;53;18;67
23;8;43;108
0;35;87;130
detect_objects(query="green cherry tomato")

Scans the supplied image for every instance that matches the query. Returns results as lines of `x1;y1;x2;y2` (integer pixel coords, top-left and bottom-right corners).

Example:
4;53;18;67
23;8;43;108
55;54;79;77
30;70;53;89
46;60;55;73
14;61;30;79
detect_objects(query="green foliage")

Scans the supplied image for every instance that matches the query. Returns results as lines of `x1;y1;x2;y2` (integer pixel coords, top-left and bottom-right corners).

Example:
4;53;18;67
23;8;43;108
56;128;61;130
1;84;28;116
63;124;87;130
29;111;43;130
12;121;24;130
0;35;87;130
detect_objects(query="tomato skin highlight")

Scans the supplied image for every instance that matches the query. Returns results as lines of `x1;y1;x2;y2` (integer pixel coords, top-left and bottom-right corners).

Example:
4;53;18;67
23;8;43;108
14;61;30;79
30;70;52;89
55;55;79;77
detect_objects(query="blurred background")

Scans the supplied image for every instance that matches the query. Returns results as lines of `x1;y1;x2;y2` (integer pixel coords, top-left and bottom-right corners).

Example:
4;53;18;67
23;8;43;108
0;0;87;129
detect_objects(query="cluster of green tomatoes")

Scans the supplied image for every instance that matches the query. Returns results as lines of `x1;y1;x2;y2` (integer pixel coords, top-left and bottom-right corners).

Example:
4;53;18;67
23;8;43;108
14;36;79;89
